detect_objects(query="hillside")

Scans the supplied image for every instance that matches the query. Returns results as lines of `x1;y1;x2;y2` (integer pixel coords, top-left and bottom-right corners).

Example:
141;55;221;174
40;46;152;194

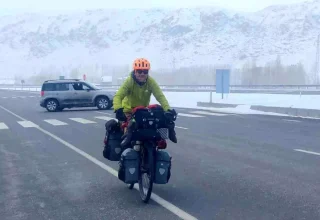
0;0;319;77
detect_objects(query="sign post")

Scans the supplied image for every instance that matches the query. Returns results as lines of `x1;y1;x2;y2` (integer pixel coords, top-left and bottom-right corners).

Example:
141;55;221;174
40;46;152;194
216;69;230;99
21;80;25;89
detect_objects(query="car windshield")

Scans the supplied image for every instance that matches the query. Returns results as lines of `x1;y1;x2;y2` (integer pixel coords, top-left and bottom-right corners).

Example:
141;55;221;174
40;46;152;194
85;82;101;90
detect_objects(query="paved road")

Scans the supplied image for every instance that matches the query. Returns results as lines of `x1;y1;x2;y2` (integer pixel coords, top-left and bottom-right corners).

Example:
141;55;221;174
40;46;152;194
1;90;320;220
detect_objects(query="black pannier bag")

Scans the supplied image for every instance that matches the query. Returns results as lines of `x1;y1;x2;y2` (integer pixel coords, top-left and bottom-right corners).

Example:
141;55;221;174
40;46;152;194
130;105;169;141
118;148;140;184
154;150;172;184
133;105;167;129
103;119;123;161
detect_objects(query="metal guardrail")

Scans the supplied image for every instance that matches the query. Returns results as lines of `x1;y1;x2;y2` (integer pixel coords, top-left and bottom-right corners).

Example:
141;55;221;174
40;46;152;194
97;84;320;91
1;84;320;94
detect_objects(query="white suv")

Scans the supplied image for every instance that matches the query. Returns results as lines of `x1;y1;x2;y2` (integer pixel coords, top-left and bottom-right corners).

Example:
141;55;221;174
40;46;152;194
40;79;115;112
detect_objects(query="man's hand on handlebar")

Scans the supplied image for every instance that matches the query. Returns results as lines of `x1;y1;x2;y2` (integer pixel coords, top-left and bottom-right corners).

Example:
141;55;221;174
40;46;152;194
115;108;127;121
165;109;178;121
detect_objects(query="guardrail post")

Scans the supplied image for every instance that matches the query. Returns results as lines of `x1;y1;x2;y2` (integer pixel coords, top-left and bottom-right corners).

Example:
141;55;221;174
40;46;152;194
299;86;301;97
210;91;212;103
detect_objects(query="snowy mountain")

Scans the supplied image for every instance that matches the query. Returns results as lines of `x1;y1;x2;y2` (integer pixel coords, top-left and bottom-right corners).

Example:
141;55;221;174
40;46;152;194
0;0;320;77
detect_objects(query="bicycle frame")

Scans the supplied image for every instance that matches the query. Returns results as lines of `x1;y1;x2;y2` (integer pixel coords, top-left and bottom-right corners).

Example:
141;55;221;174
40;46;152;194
120;106;172;203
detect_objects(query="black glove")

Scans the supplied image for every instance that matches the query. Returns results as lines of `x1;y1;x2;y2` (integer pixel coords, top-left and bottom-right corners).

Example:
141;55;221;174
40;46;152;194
165;109;177;121
168;109;177;115
115;108;126;121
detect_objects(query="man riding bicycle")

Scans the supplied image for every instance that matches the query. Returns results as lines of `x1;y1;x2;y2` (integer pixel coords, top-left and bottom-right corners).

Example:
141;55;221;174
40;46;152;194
113;58;177;146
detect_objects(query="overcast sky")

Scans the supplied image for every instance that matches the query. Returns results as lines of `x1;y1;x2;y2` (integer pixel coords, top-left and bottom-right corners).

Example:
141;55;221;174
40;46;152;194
0;0;313;15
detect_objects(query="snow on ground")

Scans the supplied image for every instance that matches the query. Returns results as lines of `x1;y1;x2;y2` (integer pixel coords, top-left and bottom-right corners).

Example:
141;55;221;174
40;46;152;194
211;93;320;110
0;87;40;91
152;92;320;117
151;92;320;110
1;87;320;116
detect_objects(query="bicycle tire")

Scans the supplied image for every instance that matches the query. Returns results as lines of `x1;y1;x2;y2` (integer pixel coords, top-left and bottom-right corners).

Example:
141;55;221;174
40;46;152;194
139;144;155;203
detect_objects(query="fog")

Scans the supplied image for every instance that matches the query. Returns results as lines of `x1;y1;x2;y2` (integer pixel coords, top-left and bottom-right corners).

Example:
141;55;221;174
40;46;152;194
0;0;319;85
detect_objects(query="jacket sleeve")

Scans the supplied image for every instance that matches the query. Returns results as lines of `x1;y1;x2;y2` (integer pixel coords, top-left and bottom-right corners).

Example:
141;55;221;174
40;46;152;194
149;77;170;111
113;78;130;111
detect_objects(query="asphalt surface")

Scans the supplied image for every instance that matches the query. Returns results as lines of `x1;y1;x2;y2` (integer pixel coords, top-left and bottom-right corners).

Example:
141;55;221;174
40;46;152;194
0;89;320;220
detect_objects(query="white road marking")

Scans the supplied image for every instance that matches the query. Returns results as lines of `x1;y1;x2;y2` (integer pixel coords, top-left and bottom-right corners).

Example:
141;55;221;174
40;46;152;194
69;118;96;124
94;116;117;121
12;97;17;99
0;104;198;220
0;122;9;129
189;110;227;116
294;149;320;156
44;119;68;126
0;106;25;120
283;119;300;123
2;97;7;99
176;126;188;130
17;121;39;128
95;111;112;115
178;113;204;118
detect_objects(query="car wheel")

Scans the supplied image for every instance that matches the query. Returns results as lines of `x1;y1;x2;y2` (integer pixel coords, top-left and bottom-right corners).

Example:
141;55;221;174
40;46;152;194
96;97;111;110
46;99;59;112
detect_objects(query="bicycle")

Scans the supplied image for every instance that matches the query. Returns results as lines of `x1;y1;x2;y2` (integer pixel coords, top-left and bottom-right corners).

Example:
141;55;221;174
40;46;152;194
104;104;177;203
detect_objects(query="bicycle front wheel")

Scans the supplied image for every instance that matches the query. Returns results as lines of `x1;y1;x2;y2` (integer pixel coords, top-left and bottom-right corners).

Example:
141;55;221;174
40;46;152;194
138;145;155;203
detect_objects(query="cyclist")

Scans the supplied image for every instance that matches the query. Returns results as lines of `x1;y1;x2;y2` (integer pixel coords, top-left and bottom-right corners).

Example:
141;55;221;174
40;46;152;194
113;58;177;145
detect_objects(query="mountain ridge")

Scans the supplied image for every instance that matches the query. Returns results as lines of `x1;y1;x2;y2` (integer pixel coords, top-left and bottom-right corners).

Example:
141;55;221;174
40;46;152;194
0;0;319;78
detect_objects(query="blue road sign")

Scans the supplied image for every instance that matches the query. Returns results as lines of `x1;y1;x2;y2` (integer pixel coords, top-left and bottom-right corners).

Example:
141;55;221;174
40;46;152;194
216;69;230;99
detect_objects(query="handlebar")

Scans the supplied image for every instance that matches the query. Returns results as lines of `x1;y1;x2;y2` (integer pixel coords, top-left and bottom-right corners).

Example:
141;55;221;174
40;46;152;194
115;105;177;124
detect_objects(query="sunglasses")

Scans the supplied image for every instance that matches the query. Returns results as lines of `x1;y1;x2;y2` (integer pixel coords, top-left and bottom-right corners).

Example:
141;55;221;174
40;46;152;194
136;70;149;75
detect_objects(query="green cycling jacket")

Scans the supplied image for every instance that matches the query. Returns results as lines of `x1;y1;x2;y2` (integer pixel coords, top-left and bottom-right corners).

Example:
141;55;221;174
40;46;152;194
113;74;170;113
